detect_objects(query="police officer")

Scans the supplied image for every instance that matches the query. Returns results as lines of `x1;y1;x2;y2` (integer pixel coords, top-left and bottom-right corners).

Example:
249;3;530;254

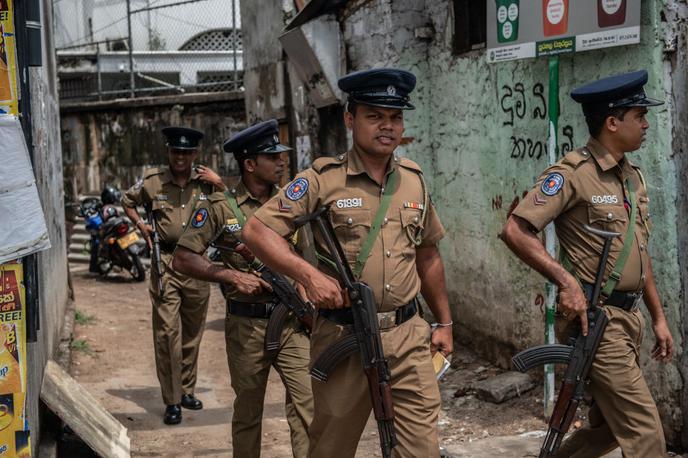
501;70;674;457
172;120;314;458
122;126;224;425
242;69;454;457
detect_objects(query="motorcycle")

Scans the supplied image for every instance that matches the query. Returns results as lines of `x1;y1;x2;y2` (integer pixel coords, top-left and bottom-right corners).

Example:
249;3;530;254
78;192;146;282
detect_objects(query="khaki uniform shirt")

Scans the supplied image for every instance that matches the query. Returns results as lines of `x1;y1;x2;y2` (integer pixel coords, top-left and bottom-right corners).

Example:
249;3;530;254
122;167;214;245
252;146;446;312
512;137;652;292
176;180;304;303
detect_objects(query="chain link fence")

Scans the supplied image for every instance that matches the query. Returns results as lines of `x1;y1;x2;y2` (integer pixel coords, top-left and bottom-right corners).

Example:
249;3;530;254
53;0;242;101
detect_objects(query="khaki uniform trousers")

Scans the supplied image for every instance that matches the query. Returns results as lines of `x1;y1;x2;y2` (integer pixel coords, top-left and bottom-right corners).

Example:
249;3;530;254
555;306;666;458
150;254;210;405
308;313;441;458
225;313;313;458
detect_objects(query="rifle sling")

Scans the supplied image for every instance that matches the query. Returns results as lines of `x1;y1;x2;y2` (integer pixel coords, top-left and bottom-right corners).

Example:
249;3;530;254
352;169;399;278
224;190;262;270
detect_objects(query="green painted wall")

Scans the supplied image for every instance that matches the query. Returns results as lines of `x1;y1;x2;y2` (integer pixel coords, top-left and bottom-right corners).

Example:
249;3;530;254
340;0;684;445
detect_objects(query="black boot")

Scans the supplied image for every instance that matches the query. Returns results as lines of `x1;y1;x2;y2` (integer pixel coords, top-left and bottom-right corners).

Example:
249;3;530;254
181;394;203;410
163;404;182;425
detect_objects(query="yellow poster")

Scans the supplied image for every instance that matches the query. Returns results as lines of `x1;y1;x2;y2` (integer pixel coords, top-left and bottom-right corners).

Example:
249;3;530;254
0;0;18;116
0;263;30;457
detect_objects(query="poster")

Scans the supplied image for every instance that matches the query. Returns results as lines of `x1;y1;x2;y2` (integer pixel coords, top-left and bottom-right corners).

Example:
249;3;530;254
487;0;641;63
0;0;18;115
0;264;30;457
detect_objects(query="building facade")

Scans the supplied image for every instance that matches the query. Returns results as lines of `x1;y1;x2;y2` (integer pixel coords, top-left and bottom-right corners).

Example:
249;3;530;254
242;0;687;448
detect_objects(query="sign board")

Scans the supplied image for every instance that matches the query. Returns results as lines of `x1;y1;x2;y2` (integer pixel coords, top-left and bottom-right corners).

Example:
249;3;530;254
487;0;641;63
0;0;18;115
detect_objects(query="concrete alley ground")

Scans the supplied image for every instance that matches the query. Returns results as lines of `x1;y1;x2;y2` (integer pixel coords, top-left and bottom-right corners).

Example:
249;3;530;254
67;266;628;458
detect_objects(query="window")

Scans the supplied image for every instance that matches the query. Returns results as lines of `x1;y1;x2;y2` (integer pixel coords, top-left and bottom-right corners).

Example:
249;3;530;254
452;0;486;55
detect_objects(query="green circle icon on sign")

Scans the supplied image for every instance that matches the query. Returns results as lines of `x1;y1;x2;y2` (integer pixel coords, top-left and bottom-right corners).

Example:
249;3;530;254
496;0;519;43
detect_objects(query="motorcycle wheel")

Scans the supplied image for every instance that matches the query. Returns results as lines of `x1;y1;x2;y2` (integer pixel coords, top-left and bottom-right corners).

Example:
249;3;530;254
129;253;146;282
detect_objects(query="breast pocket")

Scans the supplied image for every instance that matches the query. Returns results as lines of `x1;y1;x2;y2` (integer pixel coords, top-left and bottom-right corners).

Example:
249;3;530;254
331;209;371;259
587;204;627;235
399;208;424;256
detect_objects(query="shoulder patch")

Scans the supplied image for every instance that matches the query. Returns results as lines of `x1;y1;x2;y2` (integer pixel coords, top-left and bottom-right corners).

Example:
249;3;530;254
541;173;565;196
397;157;423;173
191;208;208;228
285;178;309;201
561;148;591;169
313;154;345;174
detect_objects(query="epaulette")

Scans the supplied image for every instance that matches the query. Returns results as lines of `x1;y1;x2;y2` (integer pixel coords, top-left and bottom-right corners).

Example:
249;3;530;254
561;148;591;169
313;154;346;174
397;156;423;173
630;163;647;188
144;167;164;179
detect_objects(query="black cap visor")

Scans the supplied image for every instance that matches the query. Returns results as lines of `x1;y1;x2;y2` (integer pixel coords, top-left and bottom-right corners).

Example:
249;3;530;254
168;144;199;151
258;143;292;154
626;96;664;108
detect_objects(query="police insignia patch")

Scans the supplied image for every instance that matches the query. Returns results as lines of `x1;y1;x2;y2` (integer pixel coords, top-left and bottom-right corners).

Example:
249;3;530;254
285;178;309;201
541;173;564;196
191;208;208;228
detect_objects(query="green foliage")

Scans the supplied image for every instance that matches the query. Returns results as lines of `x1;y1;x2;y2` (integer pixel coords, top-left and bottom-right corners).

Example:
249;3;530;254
75;309;95;325
70;339;93;354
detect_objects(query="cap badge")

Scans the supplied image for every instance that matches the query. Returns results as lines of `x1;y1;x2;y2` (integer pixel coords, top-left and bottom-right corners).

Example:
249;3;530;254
387;85;397;96
180;136;188;144
274;134;280;143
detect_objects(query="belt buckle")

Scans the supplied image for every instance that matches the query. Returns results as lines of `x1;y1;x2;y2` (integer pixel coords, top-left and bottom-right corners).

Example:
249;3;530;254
377;311;397;330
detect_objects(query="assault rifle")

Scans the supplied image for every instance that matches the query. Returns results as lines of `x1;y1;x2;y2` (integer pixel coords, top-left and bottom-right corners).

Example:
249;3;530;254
211;240;314;351
511;224;620;458
145;203;164;295
294;206;397;458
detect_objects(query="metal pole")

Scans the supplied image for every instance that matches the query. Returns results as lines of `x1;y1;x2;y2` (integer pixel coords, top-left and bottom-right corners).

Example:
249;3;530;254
232;0;238;90
544;54;560;417
147;0;152;50
126;0;135;97
96;45;102;100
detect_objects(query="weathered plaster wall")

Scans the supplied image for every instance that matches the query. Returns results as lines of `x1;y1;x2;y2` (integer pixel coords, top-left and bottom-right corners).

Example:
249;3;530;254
239;0;288;122
663;2;688;449
24;0;71;448
333;0;685;446
60;96;246;200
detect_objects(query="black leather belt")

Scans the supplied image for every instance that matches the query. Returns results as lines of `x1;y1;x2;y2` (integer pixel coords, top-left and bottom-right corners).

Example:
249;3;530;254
319;298;418;330
228;300;277;319
159;241;177;254
581;282;643;311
